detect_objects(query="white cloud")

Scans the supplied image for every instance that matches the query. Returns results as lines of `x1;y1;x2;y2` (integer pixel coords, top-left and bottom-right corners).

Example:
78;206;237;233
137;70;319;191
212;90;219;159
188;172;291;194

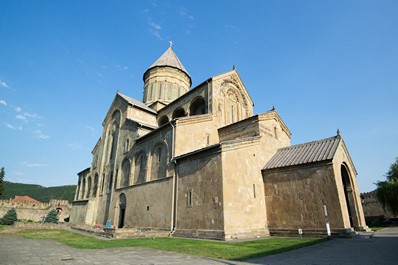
0;81;9;88
35;130;49;139
150;22;161;30
23;112;43;119
225;24;239;32
5;123;23;130
68;143;83;150
21;162;48;168
15;107;22;112
85;125;97;136
0;100;6;106
5;123;14;129
180;7;194;20
16;114;27;120
149;21;163;39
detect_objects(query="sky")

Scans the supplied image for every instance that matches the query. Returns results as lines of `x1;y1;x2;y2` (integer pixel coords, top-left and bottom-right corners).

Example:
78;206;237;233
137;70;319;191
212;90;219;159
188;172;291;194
0;0;397;192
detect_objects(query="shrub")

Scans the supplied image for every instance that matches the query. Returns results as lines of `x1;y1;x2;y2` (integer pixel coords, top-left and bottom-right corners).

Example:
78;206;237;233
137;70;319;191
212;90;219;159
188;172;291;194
0;207;18;225
44;209;58;223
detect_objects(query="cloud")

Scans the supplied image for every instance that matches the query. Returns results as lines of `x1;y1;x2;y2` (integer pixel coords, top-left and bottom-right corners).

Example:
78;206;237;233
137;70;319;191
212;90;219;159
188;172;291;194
85;125;97;136
225;24;239;32
4;123;22;130
14;106;43;120
34;130;49;139
0;81;9;88
21;162;48;168
16;114;27;120
67;143;84;150
5;123;15;129
23;112;43;119
13;171;24;176
179;7;194;20
0;100;6;106
150;22;161;30
149;21;162;39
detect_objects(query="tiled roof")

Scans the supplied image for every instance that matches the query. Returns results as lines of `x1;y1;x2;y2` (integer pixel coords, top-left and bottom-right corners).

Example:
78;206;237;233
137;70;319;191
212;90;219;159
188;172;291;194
147;46;190;77
264;135;341;170
117;92;157;114
13;195;41;204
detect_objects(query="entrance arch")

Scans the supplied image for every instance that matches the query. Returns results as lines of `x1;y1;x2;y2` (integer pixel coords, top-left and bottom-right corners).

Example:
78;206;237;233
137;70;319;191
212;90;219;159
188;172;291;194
118;193;127;228
341;164;359;228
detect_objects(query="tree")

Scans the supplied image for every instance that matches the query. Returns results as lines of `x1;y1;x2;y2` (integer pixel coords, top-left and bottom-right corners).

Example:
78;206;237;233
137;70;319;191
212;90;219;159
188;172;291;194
44;209;59;223
0;167;4;198
375;157;398;215
0;207;17;225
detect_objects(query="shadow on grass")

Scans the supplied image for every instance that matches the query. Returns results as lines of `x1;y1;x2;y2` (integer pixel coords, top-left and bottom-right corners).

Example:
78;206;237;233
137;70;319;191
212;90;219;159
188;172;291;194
234;238;328;261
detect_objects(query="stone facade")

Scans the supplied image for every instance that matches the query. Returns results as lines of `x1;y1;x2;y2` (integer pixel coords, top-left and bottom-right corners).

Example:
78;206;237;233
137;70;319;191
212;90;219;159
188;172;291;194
70;45;369;240
0;198;71;222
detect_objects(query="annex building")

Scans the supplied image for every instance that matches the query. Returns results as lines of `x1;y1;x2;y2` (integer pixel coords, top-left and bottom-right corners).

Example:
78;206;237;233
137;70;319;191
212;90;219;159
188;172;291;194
70;45;369;240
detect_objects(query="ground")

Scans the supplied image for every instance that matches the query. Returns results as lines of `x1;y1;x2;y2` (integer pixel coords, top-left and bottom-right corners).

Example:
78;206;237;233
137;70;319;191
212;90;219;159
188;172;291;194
0;227;397;264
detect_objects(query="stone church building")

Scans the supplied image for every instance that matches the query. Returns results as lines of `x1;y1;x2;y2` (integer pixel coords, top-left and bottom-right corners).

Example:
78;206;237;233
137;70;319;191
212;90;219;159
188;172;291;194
70;45;369;240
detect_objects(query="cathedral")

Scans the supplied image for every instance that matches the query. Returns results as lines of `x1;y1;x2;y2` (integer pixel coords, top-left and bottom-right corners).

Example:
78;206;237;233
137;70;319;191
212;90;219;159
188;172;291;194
70;45;369;240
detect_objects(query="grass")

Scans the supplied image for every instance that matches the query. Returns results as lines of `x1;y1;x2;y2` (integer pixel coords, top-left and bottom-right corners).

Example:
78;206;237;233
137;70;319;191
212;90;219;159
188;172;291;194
370;226;386;232
7;229;326;260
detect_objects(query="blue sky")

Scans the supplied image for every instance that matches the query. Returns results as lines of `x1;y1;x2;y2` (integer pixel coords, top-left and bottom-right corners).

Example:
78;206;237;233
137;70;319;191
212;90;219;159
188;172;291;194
0;1;397;192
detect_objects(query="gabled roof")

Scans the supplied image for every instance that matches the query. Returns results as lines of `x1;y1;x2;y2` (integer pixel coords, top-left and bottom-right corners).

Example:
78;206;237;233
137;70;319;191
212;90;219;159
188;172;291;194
13;195;41;204
264;135;341;170
146;45;190;78
117;92;157;114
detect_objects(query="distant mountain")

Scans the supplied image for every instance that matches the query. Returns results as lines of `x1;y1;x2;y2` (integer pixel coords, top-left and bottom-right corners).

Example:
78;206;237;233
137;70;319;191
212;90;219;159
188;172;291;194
1;181;76;203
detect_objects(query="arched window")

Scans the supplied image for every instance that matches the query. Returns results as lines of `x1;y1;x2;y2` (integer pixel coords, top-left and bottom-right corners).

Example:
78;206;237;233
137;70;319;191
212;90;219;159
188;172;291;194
108;172;113;191
158;115;169;126
134;152;146;184
124;138;130;153
86;176;92;198
76;179;81;200
225;90;240;124
108;110;121;162
81;178;86;199
190;97;207;116
150;143;168;180
122;158;131;187
101;173;105;192
93;174;99;197
172;107;186;119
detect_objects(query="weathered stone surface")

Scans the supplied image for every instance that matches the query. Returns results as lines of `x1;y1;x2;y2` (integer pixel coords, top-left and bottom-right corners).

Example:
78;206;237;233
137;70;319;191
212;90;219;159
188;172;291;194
70;46;368;240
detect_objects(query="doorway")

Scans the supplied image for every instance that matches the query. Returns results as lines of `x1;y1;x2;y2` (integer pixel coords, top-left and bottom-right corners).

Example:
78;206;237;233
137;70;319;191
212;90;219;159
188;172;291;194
118;193;126;228
341;164;358;228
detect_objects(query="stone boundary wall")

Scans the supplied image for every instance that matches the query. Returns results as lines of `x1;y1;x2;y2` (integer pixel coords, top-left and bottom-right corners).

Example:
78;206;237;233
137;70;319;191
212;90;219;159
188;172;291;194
0;199;72;222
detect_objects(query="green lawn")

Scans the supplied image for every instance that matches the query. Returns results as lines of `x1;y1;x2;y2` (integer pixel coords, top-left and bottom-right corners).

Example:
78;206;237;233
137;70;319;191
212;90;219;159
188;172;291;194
370;227;386;232
11;229;326;260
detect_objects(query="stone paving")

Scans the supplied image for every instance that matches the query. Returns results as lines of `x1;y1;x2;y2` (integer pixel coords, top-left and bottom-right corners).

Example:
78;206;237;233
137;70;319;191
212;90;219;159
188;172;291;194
248;227;398;265
0;227;397;265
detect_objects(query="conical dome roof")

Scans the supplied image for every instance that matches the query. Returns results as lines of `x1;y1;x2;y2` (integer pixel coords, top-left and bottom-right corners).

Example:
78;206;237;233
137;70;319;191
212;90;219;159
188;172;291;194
144;45;191;82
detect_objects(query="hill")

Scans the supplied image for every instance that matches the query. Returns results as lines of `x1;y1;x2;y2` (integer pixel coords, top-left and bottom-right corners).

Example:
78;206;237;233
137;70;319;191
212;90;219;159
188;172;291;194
1;181;76;203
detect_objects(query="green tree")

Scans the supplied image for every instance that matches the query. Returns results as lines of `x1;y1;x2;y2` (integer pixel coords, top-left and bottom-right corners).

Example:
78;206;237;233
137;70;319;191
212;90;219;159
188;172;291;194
0;167;4;198
44;209;59;223
376;157;398;215
0;207;17;225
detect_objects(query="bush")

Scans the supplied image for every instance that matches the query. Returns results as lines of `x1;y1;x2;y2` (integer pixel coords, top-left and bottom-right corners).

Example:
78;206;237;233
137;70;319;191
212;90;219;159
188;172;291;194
0;207;18;225
44;209;58;223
